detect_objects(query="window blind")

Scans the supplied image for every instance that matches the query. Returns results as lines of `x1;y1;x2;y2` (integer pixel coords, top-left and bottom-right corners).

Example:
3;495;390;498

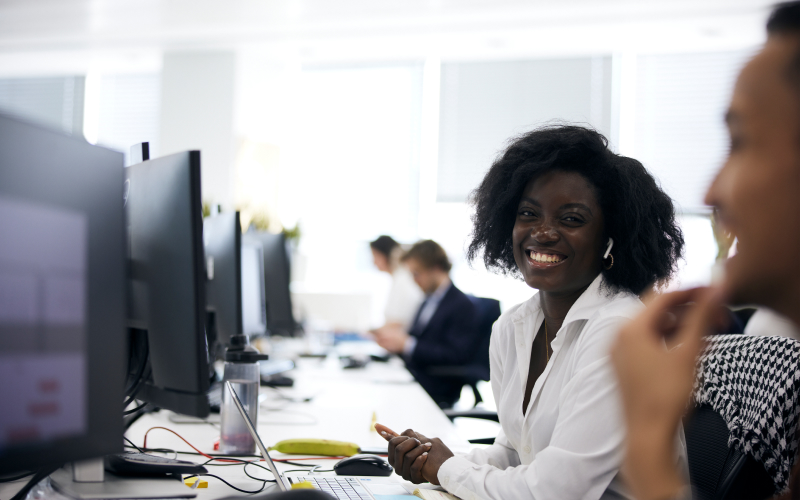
437;57;612;202
632;49;756;213
0;76;85;136
93;74;161;163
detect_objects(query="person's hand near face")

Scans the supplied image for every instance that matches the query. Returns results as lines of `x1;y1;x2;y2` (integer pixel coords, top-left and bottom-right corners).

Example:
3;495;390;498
376;424;454;484
611;288;725;500
371;324;410;354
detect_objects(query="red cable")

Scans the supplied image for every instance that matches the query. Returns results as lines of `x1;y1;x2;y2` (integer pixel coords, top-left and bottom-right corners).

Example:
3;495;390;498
141;426;347;463
143;426;218;460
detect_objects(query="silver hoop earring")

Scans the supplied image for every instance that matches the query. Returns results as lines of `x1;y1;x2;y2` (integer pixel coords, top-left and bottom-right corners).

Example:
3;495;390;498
603;254;614;270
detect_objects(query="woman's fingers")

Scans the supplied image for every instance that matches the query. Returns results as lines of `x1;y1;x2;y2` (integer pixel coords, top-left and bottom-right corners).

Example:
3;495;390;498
410;451;429;483
412;431;431;443
375;423;399;442
387;436;409;467
400;442;431;482
390;436;420;472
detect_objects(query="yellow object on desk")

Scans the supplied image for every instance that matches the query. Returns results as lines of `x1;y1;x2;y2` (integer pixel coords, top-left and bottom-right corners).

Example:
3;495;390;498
370;411;377;432
184;477;208;488
291;481;316;490
269;438;360;457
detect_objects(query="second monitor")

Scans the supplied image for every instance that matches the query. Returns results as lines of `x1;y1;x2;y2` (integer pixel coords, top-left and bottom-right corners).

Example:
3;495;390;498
126;150;210;418
204;211;243;357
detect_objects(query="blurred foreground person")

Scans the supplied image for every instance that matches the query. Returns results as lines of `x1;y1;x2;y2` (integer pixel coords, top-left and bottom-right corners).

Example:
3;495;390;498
611;3;800;499
370;235;424;330
379;125;685;499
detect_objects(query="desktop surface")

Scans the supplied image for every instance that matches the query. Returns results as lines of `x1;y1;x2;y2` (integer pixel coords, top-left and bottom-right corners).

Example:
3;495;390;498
122;345;471;499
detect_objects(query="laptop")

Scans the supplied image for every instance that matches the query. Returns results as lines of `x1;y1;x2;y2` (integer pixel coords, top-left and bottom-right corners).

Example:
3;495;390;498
224;381;417;499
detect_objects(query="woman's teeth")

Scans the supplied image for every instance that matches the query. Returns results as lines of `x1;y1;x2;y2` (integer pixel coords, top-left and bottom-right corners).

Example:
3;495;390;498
528;251;565;263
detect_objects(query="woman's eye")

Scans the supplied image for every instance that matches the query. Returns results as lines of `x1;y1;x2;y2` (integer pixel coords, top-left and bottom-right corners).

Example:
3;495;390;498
518;209;536;217
563;216;584;224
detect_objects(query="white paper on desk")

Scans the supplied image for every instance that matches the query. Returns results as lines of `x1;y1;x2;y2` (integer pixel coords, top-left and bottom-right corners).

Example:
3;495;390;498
363;484;412;495
357;478;414;495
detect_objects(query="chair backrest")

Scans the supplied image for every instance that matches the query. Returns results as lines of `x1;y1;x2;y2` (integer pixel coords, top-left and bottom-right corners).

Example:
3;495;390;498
466;296;501;381
684;404;773;500
689;334;800;498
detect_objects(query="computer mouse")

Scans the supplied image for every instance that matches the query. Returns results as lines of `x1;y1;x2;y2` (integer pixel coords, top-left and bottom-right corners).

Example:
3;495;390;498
333;454;393;476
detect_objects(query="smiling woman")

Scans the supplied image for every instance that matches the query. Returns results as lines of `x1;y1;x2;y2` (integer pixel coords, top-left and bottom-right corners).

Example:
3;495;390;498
469;124;684;296
381;125;686;500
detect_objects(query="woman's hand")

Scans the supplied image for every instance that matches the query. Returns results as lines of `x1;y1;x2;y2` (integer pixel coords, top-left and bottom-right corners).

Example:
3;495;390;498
610;287;724;500
376;424;454;484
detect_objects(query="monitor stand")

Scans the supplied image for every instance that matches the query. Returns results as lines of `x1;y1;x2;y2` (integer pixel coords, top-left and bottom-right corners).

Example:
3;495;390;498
50;460;196;499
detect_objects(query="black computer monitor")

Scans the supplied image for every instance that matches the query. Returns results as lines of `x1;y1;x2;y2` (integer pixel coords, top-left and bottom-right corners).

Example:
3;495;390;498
203;211;242;356
126;151;210;418
245;231;298;337
0;113;126;473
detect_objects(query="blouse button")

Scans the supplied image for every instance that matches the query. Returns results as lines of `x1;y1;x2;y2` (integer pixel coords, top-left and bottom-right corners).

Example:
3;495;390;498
523;445;531;454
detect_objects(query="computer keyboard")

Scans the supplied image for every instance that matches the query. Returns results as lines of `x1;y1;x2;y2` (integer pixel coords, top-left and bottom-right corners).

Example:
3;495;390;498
299;476;373;499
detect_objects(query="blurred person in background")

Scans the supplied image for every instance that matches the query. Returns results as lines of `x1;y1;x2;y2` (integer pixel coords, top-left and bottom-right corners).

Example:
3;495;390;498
373;239;480;407
370;235;424;330
611;3;800;499
381;125;685;500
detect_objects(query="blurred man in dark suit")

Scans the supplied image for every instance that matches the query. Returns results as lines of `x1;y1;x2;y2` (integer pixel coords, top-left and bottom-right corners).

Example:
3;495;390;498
373;240;479;407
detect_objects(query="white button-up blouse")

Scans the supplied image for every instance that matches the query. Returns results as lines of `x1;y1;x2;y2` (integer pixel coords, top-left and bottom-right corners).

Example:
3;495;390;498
437;275;687;500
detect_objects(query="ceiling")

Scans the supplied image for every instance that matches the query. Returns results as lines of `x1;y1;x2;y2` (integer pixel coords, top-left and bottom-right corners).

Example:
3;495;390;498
0;0;775;70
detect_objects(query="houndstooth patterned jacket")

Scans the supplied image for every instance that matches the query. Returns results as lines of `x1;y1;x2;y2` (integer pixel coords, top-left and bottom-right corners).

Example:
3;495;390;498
694;334;800;493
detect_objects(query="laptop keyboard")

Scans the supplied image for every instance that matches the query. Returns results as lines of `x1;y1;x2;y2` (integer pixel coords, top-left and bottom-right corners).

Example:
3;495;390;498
300;476;373;499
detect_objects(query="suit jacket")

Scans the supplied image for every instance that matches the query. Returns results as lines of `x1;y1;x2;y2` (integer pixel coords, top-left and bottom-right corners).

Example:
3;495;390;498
405;283;480;406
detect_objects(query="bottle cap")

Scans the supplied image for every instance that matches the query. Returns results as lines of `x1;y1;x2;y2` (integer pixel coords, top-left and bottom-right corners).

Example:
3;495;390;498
225;334;269;362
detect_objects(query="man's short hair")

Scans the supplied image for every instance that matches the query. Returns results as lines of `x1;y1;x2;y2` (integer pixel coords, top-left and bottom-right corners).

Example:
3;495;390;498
767;2;800;35
767;2;800;93
401;240;452;272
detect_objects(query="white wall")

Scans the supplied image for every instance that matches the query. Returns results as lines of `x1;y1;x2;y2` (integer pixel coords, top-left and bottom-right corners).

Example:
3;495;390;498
159;52;236;209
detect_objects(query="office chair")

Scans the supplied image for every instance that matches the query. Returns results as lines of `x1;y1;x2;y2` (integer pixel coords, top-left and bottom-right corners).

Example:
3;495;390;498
687;334;800;500
427;296;501;408
684;404;774;500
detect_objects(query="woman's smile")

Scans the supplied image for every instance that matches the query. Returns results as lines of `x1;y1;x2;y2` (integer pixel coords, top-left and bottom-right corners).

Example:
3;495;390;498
525;249;568;268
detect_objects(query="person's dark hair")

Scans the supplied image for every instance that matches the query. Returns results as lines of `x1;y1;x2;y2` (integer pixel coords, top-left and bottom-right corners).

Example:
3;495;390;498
767;2;800;35
370;235;399;258
402;240;452;273
767;2;800;94
467;124;683;295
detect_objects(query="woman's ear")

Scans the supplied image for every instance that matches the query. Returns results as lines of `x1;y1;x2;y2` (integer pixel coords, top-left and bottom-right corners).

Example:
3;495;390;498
604;238;614;259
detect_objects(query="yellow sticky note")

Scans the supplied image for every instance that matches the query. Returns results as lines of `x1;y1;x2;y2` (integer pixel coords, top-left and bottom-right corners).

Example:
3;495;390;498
291;481;315;490
184;477;208;488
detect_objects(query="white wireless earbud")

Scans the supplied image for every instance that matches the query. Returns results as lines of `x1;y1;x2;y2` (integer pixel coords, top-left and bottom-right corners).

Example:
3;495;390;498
603;238;614;259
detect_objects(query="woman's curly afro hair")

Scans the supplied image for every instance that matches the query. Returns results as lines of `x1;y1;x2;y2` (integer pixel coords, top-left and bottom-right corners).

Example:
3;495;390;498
467;124;684;295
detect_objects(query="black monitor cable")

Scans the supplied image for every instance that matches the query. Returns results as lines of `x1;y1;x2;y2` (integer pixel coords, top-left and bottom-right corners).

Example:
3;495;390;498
124;333;149;398
0;472;33;483
9;463;61;500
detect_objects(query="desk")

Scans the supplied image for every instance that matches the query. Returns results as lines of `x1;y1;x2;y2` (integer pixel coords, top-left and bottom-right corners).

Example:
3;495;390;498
121;352;472;499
